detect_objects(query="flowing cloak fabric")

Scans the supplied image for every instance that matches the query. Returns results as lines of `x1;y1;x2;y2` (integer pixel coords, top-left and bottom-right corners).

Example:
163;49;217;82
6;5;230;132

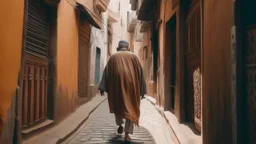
99;51;147;125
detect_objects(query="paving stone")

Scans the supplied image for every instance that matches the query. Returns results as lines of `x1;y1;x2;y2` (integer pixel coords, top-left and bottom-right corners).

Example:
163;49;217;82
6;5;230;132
86;135;103;138
62;100;173;144
78;137;90;142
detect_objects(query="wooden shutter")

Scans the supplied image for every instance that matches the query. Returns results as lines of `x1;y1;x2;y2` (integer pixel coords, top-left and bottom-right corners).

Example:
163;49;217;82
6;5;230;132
26;0;49;58
22;0;49;128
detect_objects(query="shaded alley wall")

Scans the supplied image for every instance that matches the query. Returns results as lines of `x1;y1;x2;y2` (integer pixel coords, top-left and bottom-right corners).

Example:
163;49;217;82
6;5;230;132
203;0;233;143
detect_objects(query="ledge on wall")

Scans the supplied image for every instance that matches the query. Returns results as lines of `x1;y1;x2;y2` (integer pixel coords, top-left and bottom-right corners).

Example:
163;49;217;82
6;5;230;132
145;95;202;144
108;9;119;24
163;111;202;144
94;0;110;13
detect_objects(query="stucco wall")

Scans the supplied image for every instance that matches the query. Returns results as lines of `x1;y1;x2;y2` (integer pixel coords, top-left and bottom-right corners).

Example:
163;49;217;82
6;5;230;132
55;0;79;122
88;11;109;99
89;22;107;85
0;0;24;137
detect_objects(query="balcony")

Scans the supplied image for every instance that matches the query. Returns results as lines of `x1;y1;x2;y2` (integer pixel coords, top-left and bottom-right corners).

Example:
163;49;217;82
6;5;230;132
76;2;102;29
135;24;143;42
139;21;150;32
137;0;157;21
94;0;110;13
127;11;137;32
108;9;119;24
130;0;138;10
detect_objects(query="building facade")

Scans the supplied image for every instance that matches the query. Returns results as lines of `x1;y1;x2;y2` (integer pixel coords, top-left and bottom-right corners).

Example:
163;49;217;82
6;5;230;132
135;0;256;144
0;0;114;143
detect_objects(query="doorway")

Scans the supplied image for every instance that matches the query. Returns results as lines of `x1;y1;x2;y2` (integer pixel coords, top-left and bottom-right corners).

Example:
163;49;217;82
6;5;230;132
22;0;52;128
78;12;91;98
238;1;256;143
165;14;177;111
184;0;201;132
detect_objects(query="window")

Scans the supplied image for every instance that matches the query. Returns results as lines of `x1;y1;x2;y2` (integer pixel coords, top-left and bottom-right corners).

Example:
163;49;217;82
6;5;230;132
143;46;148;60
94;48;101;84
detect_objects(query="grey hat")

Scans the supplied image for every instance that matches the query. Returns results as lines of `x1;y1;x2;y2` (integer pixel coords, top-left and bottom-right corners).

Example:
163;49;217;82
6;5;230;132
118;40;129;48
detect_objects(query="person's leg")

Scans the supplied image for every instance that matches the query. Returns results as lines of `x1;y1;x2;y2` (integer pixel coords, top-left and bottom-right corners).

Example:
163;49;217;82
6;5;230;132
115;114;124;134
115;114;124;125
124;119;134;141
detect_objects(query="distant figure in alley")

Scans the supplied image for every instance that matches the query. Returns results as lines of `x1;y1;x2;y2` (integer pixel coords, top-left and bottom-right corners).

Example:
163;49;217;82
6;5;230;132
98;40;147;142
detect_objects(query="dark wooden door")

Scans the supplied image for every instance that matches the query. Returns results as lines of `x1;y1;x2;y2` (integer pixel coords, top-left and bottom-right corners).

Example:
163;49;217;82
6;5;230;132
22;0;49;128
246;25;256;144
166;15;177;111
185;1;201;132
78;14;91;98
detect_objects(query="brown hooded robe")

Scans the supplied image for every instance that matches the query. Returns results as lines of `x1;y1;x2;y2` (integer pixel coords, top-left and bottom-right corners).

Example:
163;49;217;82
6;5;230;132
98;51;147;125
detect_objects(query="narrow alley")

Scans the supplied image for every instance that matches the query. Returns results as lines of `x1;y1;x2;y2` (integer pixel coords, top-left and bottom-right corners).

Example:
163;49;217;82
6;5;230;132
1;0;255;144
62;97;172;144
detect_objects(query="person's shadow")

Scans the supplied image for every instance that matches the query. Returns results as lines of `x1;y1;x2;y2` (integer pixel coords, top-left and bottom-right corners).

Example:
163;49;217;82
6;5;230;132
107;126;156;144
107;135;144;144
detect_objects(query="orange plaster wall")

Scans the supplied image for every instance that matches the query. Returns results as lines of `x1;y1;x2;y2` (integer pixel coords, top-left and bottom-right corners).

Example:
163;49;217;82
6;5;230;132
55;0;79;120
0;1;24;134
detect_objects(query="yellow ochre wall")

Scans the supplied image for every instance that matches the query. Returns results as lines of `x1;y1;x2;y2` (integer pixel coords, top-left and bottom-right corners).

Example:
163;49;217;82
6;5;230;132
55;0;79;121
0;1;24;135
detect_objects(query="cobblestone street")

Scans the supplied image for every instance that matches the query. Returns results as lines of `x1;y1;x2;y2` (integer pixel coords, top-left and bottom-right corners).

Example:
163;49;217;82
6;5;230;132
62;97;173;144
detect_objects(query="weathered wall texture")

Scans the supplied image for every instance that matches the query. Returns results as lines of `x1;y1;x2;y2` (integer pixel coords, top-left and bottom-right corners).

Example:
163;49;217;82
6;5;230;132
55;0;79;122
0;94;16;144
203;0;233;143
0;0;24;138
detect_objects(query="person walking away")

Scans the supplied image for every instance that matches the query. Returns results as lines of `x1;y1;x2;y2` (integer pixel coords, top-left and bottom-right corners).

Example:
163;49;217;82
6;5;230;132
98;40;147;142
